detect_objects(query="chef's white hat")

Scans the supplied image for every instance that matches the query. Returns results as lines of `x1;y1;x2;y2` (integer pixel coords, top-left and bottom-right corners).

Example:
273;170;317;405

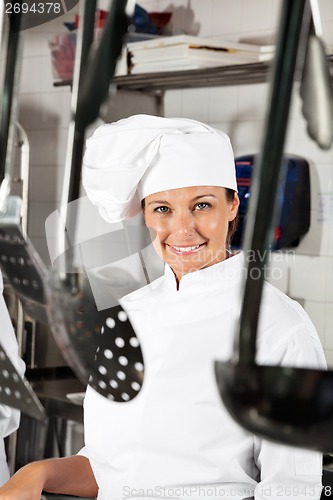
82;114;237;223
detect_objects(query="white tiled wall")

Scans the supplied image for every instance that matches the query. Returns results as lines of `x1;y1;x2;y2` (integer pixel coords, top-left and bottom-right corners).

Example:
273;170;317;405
17;10;74;263
12;0;333;363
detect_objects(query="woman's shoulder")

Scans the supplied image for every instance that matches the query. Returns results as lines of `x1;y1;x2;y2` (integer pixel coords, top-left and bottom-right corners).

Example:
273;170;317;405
257;281;326;368
262;280;312;329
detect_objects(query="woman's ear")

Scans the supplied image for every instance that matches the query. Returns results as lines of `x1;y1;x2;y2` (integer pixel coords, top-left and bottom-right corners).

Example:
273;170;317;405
229;193;240;221
141;198;146;220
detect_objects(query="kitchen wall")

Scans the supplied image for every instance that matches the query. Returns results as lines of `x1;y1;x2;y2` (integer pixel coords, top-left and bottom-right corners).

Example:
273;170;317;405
13;0;333;363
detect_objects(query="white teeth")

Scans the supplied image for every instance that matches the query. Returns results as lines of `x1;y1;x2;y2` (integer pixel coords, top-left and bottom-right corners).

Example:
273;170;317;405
172;244;201;252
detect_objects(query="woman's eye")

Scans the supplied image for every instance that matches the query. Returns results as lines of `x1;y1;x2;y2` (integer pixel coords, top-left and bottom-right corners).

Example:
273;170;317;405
195;202;211;210
155;206;170;213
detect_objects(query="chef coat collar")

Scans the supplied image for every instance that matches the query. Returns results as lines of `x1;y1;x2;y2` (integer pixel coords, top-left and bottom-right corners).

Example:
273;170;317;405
163;251;245;292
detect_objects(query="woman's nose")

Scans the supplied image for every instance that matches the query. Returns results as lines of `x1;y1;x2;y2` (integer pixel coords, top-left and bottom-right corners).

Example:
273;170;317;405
171;210;195;236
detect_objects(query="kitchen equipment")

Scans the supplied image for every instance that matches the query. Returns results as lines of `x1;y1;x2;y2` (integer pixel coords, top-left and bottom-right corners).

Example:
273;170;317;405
0;343;44;420
51;0;145;402
233;154;311;250
0;7;45;419
0;0;145;413
215;0;333;452
300;0;333;149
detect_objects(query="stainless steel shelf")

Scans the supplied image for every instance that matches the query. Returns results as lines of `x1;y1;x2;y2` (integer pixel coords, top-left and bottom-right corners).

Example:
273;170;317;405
54;55;333;92
54;61;272;91
114;62;272;91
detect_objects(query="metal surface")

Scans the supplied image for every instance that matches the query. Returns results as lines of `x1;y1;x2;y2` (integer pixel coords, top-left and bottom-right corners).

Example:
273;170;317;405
31;378;86;423
5;123;32;473
115;56;331;92
0;8;23;211
13;123;31;356
54;54;333;92
237;0;306;367
60;0;97;215
0;2;45;420
15;123;30;238
0;201;49;322
0;208;145;402
300;0;333;150
0;344;45;419
215;364;333;452
54;61;272;91
0;0;145;413
115;62;273;91
214;0;333;451
48;0;145;402
48;271;144;402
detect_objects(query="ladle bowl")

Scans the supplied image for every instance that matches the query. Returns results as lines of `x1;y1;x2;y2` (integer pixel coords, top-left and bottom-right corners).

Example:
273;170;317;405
215;361;333;452
48;268;144;402
0;211;145;404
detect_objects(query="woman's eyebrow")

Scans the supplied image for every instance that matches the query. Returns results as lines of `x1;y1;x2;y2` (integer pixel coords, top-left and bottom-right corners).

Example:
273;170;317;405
191;194;217;201
146;200;170;206
146;194;217;206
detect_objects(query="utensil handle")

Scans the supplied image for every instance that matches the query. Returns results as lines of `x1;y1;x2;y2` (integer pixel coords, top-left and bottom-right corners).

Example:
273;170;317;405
236;0;307;365
0;11;23;212
58;0;131;273
61;0;131;210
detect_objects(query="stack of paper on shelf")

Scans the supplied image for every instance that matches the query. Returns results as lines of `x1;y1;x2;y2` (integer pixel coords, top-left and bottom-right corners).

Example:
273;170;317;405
127;35;275;74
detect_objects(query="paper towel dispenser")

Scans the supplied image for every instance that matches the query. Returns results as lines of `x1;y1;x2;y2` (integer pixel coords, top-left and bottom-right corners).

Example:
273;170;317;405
232;154;311;250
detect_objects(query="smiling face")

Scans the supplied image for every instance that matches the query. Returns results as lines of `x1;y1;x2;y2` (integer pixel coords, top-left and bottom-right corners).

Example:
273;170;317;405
143;186;239;284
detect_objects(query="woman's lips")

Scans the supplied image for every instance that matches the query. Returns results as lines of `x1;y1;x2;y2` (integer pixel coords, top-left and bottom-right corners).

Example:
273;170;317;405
166;243;206;255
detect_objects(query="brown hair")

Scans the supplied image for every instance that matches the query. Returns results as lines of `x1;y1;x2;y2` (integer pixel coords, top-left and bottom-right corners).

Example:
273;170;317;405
225;188;239;249
141;188;238;249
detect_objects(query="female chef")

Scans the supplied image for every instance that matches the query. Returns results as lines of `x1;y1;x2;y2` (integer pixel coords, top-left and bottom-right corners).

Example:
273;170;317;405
0;115;327;500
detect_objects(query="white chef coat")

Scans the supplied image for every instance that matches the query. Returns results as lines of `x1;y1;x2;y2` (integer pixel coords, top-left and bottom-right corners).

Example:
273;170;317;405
0;269;25;485
80;252;326;500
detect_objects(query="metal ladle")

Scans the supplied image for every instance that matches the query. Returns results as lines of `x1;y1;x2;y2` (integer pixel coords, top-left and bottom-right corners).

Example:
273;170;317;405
0;6;45;419
47;0;145;403
0;0;145;415
215;0;333;452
